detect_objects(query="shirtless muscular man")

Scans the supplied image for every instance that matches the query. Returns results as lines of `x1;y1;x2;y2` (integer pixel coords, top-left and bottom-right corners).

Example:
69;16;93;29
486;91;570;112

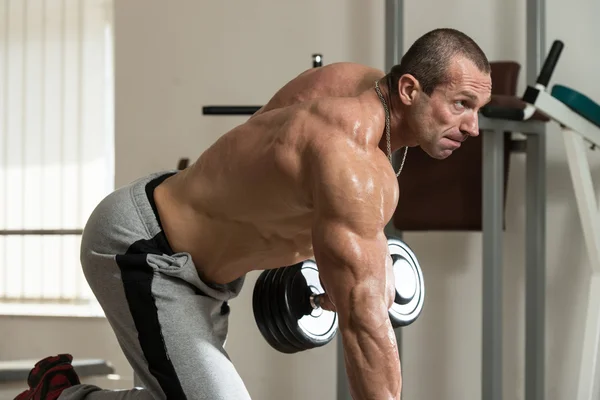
19;28;492;400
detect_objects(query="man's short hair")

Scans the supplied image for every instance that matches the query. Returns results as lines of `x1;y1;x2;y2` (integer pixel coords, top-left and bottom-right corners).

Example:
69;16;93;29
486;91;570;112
387;28;490;96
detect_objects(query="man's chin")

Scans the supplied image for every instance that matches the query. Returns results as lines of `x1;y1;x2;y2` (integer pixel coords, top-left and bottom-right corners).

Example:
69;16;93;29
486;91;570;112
423;147;453;160
436;149;454;159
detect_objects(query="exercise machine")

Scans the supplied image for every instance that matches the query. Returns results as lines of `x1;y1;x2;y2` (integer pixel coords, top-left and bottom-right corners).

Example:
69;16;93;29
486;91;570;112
487;40;600;400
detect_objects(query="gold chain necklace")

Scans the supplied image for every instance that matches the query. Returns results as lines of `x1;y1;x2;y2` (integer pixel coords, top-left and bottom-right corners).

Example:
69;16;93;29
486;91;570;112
374;80;408;177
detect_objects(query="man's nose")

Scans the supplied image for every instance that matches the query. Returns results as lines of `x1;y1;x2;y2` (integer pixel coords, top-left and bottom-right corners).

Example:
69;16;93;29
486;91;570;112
460;112;480;137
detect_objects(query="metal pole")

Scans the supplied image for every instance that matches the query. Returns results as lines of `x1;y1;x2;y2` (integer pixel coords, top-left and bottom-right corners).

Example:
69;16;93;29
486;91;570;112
525;133;546;400
526;0;546;85
336;336;351;400
482;129;505;400
525;1;546;400
384;0;404;234
385;0;403;72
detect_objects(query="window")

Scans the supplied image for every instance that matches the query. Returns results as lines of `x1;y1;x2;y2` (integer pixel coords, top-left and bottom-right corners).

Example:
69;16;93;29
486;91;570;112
0;0;114;316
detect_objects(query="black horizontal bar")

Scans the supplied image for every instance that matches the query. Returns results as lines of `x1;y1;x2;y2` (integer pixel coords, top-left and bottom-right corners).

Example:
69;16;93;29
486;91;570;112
202;106;262;115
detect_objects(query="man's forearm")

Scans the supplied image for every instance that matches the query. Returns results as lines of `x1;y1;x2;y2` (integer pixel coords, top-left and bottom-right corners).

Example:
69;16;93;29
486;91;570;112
340;312;402;400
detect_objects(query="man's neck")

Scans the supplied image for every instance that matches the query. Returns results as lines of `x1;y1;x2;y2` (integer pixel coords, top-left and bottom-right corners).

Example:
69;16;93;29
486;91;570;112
374;77;408;153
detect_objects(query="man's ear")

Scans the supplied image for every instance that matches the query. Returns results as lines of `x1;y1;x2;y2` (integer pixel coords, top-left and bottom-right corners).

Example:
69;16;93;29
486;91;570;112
397;74;421;105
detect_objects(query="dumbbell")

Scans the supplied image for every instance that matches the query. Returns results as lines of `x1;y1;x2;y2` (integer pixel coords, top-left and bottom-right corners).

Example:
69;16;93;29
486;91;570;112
252;236;425;353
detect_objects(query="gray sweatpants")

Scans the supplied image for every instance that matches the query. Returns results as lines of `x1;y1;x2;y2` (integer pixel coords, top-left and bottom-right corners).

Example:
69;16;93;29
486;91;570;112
59;171;251;400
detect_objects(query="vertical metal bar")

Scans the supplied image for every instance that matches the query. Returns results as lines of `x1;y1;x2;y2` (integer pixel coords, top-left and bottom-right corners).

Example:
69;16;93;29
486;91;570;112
385;0;403;72
526;0;545;85
2;0;10;298
20;0;28;300
336;337;351;400
384;0;404;239
526;1;546;399
482;129;504;400
525;133;546;400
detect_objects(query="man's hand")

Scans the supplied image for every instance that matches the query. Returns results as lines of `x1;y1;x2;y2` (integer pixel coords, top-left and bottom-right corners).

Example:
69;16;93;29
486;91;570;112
315;292;336;312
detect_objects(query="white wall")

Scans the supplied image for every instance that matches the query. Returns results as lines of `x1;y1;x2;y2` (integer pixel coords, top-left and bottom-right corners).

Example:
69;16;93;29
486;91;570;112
2;1;599;399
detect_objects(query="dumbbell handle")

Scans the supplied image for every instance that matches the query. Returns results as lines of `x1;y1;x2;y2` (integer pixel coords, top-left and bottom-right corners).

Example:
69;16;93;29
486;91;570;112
309;293;325;310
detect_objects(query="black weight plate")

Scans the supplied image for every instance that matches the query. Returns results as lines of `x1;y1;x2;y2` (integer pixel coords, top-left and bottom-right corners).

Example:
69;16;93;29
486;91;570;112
387;237;425;328
281;260;338;348
278;263;317;350
269;267;307;352
261;268;300;354
252;269;288;353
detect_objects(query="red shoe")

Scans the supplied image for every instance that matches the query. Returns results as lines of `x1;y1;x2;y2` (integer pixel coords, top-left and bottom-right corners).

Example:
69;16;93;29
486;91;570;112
14;354;81;400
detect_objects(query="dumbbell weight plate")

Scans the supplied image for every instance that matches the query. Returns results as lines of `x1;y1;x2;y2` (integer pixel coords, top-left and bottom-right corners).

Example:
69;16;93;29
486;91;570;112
269;267;308;352
261;268;302;354
387;237;425;328
280;260;338;349
252;269;298;354
252;269;283;352
279;264;319;349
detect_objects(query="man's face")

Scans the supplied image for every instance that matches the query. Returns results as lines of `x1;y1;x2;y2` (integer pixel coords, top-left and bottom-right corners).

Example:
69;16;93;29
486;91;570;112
407;57;492;159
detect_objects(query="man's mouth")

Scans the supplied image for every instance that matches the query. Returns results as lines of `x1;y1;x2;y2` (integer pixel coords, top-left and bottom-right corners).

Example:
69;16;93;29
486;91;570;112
440;137;462;150
446;134;467;143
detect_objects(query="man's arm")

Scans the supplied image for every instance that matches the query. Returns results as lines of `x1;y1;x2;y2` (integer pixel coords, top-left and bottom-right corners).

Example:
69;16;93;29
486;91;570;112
309;140;401;400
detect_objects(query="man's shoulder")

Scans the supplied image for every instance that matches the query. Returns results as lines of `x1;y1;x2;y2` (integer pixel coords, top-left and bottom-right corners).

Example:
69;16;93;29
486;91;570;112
305;96;364;129
293;97;369;169
307;93;383;147
318;62;384;77
302;97;387;166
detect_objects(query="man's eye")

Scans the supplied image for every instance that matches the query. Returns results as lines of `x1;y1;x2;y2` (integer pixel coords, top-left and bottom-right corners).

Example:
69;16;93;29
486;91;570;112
455;100;474;110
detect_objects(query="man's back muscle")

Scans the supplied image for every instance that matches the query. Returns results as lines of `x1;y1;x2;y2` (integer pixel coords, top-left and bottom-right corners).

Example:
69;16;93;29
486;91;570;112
156;66;390;283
